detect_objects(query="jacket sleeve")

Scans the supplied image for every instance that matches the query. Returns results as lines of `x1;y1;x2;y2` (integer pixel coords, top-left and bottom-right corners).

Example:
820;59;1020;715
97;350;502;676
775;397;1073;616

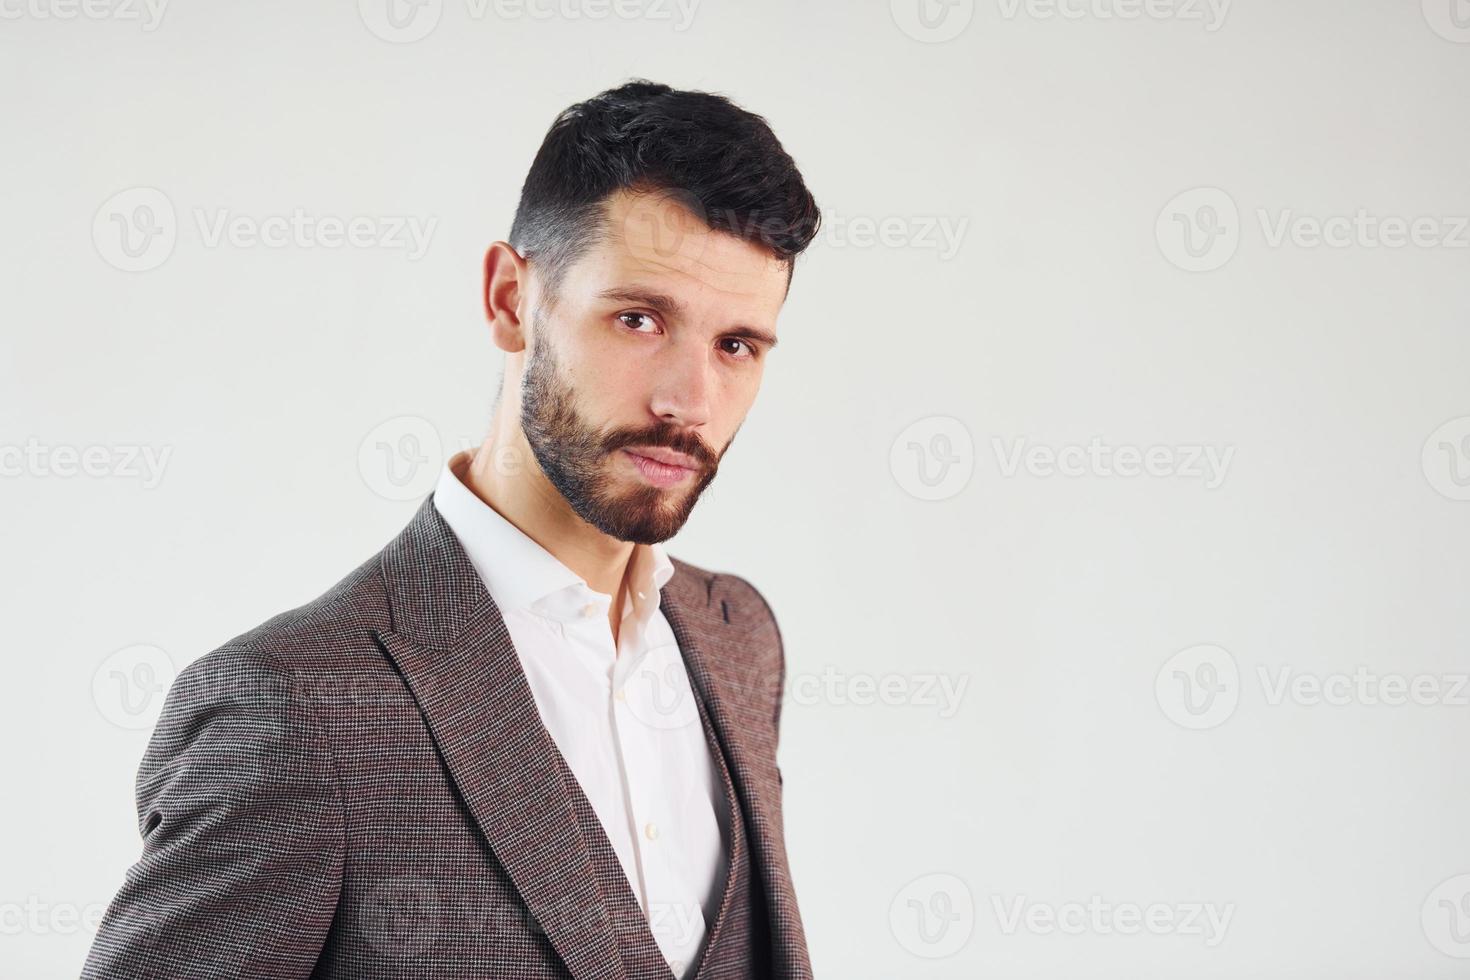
82;647;344;979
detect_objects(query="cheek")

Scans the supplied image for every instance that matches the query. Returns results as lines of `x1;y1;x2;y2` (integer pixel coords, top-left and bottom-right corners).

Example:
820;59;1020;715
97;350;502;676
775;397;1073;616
725;364;763;407
714;375;762;439
563;341;649;413
591;359;651;405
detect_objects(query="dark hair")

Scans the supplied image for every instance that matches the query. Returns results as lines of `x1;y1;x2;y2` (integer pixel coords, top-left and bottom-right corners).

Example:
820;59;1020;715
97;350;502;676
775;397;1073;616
508;79;821;302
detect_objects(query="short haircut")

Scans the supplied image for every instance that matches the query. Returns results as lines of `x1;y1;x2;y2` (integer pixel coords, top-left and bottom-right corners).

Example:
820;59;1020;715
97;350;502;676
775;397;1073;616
508;79;822;303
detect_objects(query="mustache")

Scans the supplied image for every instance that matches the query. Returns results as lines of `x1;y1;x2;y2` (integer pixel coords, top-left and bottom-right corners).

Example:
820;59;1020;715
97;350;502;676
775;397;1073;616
602;426;719;468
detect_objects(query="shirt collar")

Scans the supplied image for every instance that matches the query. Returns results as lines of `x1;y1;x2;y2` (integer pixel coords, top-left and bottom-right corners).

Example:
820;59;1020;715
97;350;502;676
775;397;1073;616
432;450;675;627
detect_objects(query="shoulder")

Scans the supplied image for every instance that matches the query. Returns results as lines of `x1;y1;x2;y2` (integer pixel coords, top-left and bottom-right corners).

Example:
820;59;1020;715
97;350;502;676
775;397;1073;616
171;551;395;706
665;557;789;743
667;556;779;624
665;556;785;671
716;570;780;625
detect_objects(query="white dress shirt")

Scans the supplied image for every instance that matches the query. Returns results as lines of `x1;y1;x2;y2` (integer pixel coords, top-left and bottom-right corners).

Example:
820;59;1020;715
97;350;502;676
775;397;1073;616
433;450;730;977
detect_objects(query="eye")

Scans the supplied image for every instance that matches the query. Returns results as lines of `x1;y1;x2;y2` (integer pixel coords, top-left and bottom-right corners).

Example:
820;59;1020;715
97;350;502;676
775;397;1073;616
719;337;760;361
617;312;660;334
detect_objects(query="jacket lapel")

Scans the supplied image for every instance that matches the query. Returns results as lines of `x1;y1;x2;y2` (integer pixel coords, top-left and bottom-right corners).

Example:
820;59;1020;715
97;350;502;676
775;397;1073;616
660;567;811;980
371;497;627;980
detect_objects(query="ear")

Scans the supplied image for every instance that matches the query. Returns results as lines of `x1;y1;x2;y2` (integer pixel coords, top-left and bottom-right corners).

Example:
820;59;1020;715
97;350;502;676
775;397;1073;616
483;241;528;354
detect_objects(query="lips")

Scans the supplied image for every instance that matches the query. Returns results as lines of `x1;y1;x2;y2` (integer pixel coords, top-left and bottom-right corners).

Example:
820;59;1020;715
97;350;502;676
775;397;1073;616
623;449;697;488
625;446;699;469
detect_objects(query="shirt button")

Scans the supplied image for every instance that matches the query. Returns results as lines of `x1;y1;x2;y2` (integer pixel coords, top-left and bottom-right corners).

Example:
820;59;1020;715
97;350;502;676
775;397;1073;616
614;687;626;701
580;603;597;618
644;821;659;840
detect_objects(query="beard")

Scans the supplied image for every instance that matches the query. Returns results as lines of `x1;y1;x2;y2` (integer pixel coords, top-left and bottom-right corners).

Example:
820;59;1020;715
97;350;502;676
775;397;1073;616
519;325;726;545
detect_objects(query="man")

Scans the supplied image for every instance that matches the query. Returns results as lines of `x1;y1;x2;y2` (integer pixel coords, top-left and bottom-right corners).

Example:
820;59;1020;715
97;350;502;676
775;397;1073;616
82;79;821;979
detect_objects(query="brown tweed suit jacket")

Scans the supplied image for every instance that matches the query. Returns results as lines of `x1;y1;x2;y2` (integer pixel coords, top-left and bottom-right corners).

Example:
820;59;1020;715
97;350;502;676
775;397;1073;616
82;495;812;979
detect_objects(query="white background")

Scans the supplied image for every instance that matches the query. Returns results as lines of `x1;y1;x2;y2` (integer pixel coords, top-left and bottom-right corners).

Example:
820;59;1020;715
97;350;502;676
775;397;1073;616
3;0;1469;976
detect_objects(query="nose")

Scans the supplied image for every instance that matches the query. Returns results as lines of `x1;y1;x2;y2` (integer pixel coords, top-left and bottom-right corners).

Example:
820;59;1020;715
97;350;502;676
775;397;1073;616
647;341;714;430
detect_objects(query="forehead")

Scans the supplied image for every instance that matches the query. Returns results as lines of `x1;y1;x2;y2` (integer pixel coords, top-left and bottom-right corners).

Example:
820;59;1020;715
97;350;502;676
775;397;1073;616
568;188;789;326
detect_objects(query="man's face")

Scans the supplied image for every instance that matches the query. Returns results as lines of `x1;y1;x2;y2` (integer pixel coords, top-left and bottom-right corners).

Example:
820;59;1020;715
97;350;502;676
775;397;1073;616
518;188;789;545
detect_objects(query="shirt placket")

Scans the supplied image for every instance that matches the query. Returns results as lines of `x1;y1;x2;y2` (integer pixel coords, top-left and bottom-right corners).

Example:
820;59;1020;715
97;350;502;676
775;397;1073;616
611;632;705;975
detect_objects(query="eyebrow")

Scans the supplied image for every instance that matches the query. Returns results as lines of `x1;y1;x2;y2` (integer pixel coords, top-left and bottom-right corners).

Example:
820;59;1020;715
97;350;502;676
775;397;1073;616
595;286;779;351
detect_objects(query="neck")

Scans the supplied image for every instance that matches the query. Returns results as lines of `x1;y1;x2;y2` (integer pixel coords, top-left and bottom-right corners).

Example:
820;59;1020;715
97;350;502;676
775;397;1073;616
458;417;636;604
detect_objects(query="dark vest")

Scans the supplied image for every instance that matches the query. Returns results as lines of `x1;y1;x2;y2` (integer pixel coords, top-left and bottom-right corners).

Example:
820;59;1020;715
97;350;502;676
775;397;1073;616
550;660;772;979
